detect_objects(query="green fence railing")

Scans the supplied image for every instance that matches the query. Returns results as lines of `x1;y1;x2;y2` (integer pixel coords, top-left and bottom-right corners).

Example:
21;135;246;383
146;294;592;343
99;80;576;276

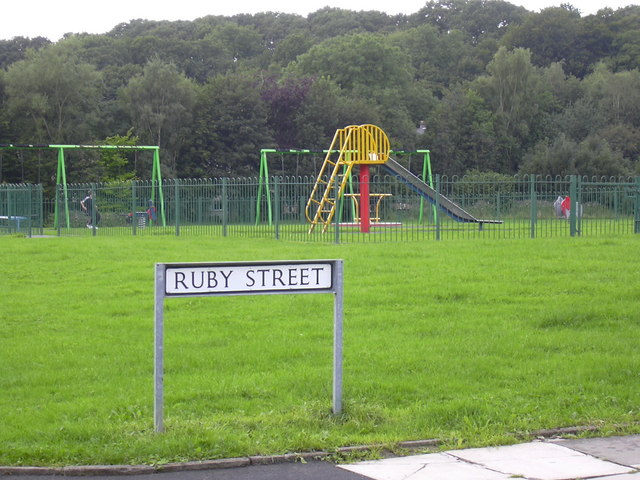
0;183;43;236
3;175;639;242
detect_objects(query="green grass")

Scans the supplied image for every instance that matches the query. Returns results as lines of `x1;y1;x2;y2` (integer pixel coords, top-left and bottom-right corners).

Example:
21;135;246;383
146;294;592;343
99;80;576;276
1;235;640;466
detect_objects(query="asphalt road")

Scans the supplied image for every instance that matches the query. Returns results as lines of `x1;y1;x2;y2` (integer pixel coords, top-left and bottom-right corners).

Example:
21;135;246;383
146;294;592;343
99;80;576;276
3;461;368;480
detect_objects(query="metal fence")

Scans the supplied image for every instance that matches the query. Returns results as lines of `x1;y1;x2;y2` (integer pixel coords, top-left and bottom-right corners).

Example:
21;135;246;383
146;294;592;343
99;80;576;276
0;183;44;236
3;175;640;241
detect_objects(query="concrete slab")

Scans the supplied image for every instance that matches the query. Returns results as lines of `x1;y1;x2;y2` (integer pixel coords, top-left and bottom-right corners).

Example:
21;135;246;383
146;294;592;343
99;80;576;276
594;474;640;480
338;453;512;480
469;451;632;479
398;460;514;480
553;434;640;468
352;453;455;466
450;441;579;462
341;441;636;480
338;462;425;480
452;442;633;480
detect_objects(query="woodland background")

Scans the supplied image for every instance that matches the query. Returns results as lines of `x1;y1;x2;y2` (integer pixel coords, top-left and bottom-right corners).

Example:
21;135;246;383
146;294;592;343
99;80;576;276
0;0;639;185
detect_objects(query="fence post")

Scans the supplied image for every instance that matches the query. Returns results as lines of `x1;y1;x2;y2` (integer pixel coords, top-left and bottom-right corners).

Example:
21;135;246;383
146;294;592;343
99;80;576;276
635;177;640;234
27;184;33;238
56;184;62;236
132;181;138;236
570;175;577;237
530;176;537;239
222;178;228;237
7;185;14;235
91;183;97;237
274;176;280;240
174;180;180;237
435;174;441;241
38;184;44;235
334;174;341;245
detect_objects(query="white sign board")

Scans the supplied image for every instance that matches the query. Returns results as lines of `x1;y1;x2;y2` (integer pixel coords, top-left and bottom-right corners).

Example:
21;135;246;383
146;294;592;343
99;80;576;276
164;262;333;295
154;260;344;433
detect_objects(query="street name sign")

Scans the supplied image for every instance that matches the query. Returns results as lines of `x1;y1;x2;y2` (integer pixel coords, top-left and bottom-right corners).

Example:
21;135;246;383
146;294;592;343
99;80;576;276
164;262;333;295
154;260;344;433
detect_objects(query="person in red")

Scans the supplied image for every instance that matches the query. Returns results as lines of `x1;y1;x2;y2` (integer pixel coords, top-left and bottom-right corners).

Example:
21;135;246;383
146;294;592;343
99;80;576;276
561;196;571;219
147;199;157;224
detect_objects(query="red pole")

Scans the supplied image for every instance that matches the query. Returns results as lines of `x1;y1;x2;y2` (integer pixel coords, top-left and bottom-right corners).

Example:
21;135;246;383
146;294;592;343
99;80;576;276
359;164;370;233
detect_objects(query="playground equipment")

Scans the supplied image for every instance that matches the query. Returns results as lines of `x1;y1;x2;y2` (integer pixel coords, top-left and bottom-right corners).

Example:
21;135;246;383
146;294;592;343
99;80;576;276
0;144;165;228
256;148;315;226
257;146;434;227
382;159;502;226
305;125;389;233
305;124;502;233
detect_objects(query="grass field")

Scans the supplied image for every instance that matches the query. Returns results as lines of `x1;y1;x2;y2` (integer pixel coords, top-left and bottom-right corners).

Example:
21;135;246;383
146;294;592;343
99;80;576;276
1;234;640;466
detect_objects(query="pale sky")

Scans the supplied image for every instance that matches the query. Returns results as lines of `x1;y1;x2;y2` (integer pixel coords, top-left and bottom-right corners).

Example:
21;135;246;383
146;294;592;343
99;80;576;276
1;0;637;41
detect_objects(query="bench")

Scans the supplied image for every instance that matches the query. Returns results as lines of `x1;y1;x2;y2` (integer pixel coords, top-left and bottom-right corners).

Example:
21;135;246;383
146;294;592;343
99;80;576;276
0;215;28;232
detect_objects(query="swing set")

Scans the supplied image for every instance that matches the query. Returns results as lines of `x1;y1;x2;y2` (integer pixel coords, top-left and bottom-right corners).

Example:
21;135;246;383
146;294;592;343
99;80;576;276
0;144;166;228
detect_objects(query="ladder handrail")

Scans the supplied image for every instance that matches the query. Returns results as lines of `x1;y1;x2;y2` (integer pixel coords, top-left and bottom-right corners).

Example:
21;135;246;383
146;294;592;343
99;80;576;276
305;125;391;233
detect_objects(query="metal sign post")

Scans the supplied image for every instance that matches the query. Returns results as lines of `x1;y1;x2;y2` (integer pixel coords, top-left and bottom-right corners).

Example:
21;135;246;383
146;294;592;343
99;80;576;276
154;259;344;433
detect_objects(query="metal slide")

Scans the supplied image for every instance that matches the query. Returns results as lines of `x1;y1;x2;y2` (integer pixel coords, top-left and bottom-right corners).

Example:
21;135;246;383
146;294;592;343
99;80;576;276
382;158;502;224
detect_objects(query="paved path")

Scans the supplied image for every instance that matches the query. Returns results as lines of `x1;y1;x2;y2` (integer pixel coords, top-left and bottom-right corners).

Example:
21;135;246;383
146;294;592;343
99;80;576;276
5;435;640;480
340;435;640;480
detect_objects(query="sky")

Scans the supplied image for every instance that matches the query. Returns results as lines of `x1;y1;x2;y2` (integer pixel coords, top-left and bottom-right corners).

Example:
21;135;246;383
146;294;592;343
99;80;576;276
1;0;637;42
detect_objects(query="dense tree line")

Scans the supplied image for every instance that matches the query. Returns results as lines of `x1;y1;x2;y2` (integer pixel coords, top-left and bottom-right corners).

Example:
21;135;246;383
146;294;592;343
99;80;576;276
0;0;639;185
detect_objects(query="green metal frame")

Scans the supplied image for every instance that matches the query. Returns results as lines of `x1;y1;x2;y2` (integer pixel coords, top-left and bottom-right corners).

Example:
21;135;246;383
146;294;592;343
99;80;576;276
256;148;310;226
256;149;276;226
0;144;165;228
417;149;436;224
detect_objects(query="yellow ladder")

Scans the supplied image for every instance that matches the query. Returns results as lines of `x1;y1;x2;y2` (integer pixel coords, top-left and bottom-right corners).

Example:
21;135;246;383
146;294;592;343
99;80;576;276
305;125;390;233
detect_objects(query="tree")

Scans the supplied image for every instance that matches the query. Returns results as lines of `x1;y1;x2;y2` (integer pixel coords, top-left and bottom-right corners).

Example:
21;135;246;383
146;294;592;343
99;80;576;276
273;32;314;67
291;77;358;150
4;44;101;144
206;23;265;66
0;36;51;70
0;69;9;143
119;58;198;177
582;64;640;127
409;0;527;42
574;135;631;178
307;8;397;41
290;33;413;92
473;47;552;171
261;76;314;148
539;61;582;109
552;97;606;142
234;12;308;52
186;70;272;177
603;6;640;71
503;6;611;78
426;86;496;175
519;134;631;177
410;0;468;34
96;63;144;137
457;0;528;43
98;130;141;182
598;124;640;167
391;26;487;90
288;32;419;142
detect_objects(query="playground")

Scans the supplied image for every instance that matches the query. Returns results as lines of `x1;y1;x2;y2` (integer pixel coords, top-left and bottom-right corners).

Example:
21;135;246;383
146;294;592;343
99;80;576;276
1;126;639;241
2;125;640;468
